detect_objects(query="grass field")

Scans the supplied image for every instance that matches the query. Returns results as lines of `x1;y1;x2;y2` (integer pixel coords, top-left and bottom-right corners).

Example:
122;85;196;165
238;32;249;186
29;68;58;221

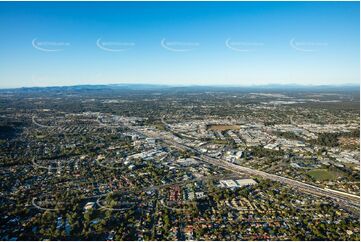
307;169;344;181
208;124;240;131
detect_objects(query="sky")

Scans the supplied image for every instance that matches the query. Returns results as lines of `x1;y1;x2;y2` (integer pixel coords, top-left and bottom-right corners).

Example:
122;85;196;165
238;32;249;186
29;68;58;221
0;1;359;88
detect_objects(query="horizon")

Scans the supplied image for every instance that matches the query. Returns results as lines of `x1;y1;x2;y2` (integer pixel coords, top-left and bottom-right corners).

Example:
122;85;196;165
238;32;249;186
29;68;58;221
0;1;360;88
0;2;360;241
0;82;359;91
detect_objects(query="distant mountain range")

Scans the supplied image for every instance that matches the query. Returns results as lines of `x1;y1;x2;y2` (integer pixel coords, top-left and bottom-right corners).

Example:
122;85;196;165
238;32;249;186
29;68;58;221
0;83;359;93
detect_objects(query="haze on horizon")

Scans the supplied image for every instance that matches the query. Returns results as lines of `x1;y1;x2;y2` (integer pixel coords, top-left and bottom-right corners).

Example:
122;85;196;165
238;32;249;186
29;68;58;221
0;1;359;88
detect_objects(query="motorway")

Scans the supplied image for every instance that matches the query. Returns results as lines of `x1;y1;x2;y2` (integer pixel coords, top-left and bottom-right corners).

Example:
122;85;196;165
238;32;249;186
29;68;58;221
119;118;360;213
163;137;360;207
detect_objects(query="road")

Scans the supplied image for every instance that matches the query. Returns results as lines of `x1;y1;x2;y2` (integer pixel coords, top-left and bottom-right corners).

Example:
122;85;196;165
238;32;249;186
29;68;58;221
119;118;360;212
162;136;360;207
32;115;55;128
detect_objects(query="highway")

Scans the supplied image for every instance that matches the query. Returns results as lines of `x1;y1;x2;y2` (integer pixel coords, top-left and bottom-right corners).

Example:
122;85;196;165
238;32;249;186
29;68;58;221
120;119;360;213
162;137;360;207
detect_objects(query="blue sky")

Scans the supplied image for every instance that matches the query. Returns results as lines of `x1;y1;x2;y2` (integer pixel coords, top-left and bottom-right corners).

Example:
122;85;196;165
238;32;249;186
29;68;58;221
0;1;359;88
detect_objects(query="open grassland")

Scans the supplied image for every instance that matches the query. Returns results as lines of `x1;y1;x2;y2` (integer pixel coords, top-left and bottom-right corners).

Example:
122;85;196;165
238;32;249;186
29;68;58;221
207;124;240;131
307;169;345;181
